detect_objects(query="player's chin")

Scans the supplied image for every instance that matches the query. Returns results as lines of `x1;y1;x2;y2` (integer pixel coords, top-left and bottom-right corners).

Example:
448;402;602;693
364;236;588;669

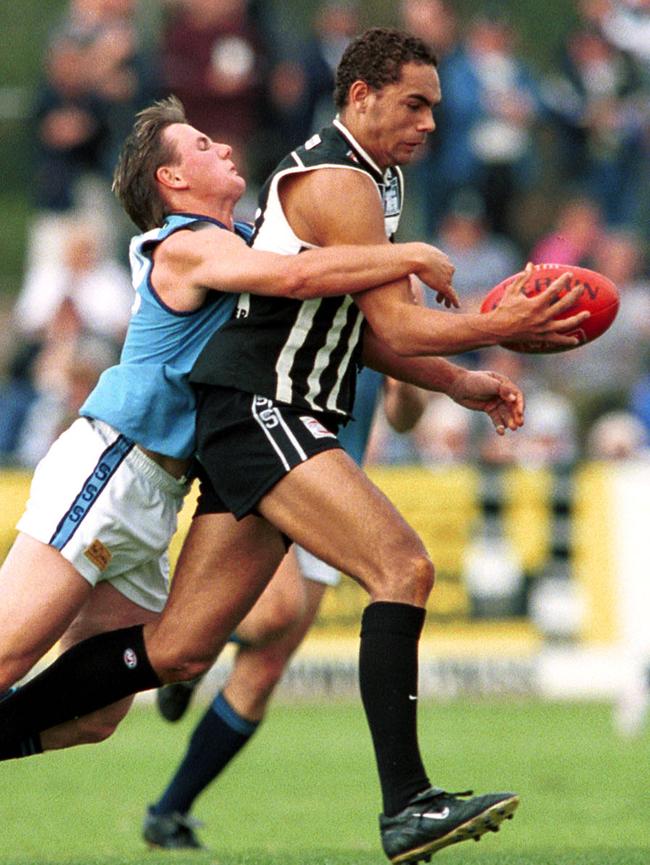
394;143;423;164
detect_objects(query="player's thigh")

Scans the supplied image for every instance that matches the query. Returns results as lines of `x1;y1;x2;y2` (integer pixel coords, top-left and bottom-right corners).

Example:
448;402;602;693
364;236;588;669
235;546;307;646
59;580;160;651
0;534;91;683
258;449;433;604
146;511;287;676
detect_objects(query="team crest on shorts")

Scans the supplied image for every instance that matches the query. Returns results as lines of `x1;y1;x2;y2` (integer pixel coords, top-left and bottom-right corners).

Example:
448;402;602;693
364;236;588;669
300;416;336;439
123;648;138;669
84;539;112;571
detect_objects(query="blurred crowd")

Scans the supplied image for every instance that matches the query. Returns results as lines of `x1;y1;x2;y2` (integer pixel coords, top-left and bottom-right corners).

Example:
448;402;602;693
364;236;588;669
1;0;650;471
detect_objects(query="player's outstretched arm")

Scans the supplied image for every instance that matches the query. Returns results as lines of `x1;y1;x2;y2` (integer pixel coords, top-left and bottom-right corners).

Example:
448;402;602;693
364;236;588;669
280;168;589;355
363;332;523;435
151;221;458;309
358;267;591;356
381;377;429;434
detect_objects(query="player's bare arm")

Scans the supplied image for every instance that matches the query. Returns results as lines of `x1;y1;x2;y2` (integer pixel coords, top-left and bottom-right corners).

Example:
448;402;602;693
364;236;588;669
283;168;590;353
149;214;460;313
363;332;524;435
381;378;429;434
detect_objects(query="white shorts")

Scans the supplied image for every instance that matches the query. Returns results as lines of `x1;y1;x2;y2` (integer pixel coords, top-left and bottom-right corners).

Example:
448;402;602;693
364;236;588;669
17;418;189;612
294;545;341;587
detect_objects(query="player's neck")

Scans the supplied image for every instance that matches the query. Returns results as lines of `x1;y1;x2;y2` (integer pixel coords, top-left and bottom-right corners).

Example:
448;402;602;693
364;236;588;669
336;113;389;173
172;194;236;230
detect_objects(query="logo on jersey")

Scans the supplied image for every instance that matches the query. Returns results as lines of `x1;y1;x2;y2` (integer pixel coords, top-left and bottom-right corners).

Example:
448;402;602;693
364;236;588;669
305;133;322;150
379;173;401;218
123;648;138;669
300;416;337;439
84;538;112;572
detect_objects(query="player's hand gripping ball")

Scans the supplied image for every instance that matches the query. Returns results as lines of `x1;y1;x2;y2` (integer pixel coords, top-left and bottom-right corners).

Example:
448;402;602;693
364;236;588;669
480;263;620;353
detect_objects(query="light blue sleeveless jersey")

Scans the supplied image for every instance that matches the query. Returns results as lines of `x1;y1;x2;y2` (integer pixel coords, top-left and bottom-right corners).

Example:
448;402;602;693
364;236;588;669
81;214;252;458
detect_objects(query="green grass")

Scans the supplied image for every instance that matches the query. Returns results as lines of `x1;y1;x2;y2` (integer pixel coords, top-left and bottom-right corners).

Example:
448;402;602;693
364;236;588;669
1;698;648;865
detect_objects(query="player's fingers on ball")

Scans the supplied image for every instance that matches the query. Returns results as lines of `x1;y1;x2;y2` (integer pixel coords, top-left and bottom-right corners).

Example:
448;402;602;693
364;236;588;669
549;281;584;312
552;310;591;332
544;333;581;347
536;274;573;308
503;267;530;297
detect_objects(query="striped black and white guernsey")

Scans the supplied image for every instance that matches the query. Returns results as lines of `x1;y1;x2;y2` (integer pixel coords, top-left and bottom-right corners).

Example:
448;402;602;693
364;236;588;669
190;118;404;420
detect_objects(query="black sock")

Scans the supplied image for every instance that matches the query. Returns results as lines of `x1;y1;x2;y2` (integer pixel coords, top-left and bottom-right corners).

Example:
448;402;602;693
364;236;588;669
152;690;259;816
359;601;430;817
0;625;160;759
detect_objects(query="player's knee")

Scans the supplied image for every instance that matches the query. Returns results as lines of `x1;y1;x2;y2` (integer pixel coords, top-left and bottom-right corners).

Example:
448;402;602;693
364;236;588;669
250;599;304;646
154;647;215;684
70;716;119;744
370;543;435;605
64;702;130;745
0;653;38;694
399;550;435;601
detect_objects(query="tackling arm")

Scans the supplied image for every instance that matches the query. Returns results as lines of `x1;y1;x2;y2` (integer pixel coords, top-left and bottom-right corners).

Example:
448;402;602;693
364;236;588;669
151;220;458;311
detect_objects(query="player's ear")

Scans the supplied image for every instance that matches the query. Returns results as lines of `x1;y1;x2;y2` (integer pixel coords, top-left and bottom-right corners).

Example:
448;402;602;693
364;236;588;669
156;164;188;190
348;79;371;113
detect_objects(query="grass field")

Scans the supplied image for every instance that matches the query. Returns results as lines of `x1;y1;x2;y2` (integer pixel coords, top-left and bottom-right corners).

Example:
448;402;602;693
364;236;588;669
1;697;648;865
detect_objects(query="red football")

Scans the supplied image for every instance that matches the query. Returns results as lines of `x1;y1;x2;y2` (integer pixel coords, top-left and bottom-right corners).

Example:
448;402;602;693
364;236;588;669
479;263;620;354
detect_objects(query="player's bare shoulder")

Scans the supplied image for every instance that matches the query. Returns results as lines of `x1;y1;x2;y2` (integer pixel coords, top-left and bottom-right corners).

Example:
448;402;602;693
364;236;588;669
282;164;384;248
152;223;245;311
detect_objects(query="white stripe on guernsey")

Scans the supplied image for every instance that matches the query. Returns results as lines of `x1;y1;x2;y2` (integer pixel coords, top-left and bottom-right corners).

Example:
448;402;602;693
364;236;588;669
275;299;321;404
304;296;353;410
252;397;291;470
326;308;364;412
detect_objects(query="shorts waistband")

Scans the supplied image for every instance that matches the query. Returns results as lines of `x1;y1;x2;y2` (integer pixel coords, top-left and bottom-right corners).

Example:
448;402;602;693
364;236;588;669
88;419;190;498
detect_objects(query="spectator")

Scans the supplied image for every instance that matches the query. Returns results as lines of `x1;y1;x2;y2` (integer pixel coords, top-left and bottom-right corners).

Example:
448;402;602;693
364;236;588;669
540;15;646;226
29;31;111;264
159;0;270;195
57;0;163;175
586;409;649;460
544;229;650;429
430;187;520;307
529;194;604;266
583;0;650;68
14;221;133;347
0;223;132;463
265;1;360;163
515;390;579;468
412;14;542;237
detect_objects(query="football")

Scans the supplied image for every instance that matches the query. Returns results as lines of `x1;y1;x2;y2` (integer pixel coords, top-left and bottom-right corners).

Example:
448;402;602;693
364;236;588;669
480;263;620;354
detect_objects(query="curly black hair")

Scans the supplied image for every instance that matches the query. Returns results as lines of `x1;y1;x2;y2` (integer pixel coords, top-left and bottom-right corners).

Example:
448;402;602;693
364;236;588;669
334;27;438;109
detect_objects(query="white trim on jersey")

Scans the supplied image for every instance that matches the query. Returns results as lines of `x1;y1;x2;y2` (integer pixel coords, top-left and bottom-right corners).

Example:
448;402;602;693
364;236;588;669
236;291;251;318
332;117;384;176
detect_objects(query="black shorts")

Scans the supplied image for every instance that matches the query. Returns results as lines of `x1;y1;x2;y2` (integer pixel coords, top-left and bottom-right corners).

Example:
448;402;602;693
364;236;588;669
194;386;343;520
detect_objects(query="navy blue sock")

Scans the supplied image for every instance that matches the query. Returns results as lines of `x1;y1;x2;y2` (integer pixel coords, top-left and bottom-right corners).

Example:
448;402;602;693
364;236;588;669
359;601;431;817
152;691;259;816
